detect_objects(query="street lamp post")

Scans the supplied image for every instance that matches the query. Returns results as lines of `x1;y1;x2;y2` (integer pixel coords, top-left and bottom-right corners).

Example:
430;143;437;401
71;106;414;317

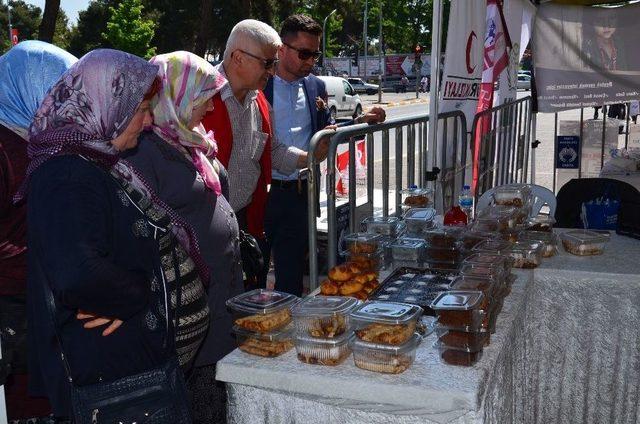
322;9;337;75
6;0;13;44
363;0;368;79
378;0;383;103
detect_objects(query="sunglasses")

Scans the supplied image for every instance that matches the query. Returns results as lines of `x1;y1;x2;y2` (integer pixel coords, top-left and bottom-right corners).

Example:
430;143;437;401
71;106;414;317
283;42;322;61
238;49;279;69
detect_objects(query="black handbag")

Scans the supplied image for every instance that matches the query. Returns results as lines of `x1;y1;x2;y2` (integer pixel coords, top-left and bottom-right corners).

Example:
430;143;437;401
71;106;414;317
40;248;192;423
239;229;265;281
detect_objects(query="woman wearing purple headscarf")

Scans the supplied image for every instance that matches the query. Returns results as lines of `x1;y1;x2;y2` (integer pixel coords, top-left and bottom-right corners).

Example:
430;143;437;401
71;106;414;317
24;49;209;421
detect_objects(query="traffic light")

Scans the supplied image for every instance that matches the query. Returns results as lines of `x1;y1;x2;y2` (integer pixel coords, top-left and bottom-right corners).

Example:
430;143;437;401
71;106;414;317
352;51;359;67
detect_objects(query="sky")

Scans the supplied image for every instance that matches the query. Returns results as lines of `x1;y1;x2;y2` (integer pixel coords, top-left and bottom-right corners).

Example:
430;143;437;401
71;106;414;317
26;0;90;24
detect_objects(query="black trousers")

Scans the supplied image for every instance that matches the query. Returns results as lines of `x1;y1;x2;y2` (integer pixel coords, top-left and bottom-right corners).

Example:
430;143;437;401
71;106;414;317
263;180;309;297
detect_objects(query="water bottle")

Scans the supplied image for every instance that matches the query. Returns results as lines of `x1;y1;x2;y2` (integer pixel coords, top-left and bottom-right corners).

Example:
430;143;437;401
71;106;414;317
458;185;474;221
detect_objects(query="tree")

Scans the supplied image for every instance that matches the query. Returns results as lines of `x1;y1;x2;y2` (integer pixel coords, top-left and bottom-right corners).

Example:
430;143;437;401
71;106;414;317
68;1;115;57
51;8;71;50
102;0;156;58
0;1;42;53
38;0;60;42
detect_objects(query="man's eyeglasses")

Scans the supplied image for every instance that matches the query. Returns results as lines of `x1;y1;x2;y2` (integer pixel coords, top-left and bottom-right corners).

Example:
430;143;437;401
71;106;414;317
283;42;322;61
238;49;279;69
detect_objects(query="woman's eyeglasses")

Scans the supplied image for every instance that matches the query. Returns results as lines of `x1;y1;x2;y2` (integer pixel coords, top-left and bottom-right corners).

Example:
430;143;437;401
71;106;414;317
238;49;279;69
283;42;322;61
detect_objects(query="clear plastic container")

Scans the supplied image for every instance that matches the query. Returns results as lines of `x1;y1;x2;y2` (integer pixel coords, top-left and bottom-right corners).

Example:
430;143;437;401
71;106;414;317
291;296;360;339
560;230;610;256
436;327;489;351
459;230;496;250
423;227;464;248
483;205;528;229
352;332;420;374
294;332;354;366
424;245;461;264
391;238;426;262
363;216;405;238
430;291;485;328
500;229;522;243
493;186;527;207
471;216;510;233
449;276;496;310
341;232;383;256
233;324;294;357
472;239;514;255
403;207;437;235
519;231;558;258
434;341;483;366
350;301;423;346
226;289;299;333
344;250;384;272
400;187;433;209
508;240;544;268
525;215;556;233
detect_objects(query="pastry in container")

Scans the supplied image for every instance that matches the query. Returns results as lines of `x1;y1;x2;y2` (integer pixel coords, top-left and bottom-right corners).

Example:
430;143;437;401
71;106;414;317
352;332;420;374
350;301;422;346
482;205;527;229
403;207;437;236
233;324;294;357
507;240;544;268
431;291;485;328
471;215;510;233
363;216;405;238
492;186;528;207
341;232;383;256
291;296;360;339
344;250;384;272
423;227;463;249
227;289;298;333
519;231;559;257
462;252;511;280
525;215;555;232
449;276;496;310
391;238;425;262
400;187;433;209
436;327;489;351
560;230;610;256
434;341;483;366
295;332;354;366
472;239;514;255
459;230;496;250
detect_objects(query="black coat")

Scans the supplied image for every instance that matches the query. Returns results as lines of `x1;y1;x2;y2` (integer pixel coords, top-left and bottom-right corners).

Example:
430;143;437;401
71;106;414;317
27;155;170;417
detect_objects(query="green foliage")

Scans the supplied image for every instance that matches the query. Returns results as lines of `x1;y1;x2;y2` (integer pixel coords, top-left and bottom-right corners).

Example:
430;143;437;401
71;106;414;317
102;0;156;58
0;1;42;53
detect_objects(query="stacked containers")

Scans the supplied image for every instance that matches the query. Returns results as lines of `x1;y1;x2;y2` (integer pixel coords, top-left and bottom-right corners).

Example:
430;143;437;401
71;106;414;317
560;229;610;256
341;232;385;272
519;231;559;257
403;208;437;237
400;187;434;210
226;289;299;357
390;237;426;269
350;301;423;374
291;296;360;366
422;227;465;272
431;291;486;366
362;216;405;266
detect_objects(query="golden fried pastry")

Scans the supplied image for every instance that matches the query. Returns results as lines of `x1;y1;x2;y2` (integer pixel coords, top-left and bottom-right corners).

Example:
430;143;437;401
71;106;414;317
404;195;429;207
328;265;352;282
354;274;369;285
362;271;377;282
320;279;339;296
352;290;368;300
345;261;364;275
355;321;416;345
354;354;412;374
350;256;378;271
234;308;291;333
238;337;294;357
348;241;377;255
362;281;377;294
338;280;363;295
308;315;346;338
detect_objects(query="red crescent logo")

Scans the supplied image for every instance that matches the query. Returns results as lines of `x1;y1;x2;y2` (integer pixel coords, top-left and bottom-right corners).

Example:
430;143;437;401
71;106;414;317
466;31;477;74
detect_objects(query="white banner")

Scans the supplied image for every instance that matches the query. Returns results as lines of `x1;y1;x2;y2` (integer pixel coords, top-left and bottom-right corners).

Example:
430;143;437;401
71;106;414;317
439;0;487;125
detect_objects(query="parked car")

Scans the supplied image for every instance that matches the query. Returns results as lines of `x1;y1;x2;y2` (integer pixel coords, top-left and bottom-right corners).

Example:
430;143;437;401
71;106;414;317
517;74;531;90
318;76;363;119
518;70;532;78
347;77;380;95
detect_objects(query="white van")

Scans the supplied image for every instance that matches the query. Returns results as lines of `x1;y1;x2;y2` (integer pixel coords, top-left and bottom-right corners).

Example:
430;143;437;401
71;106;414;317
318;76;363;120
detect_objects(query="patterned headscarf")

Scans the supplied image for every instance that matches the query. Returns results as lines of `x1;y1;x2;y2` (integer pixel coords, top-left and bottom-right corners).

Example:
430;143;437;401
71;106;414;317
0;40;77;140
20;48;209;282
149;51;226;195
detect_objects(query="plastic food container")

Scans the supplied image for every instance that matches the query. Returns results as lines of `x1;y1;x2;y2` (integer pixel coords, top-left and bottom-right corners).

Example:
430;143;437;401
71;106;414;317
560;230;610;256
462;252;509;274
344;250;384;272
352;332;420;374
400;187;433;209
460;231;496;250
525;215;556;232
363;216;405;238
291;296;360;339
226;289;298;333
449;276;496;310
508;240;544;268
403;208;437;235
434;341;483;366
473;239;514;255
500;229;522;243
391;238;426;262
483;205;528;229
233;324;294;357
350;301;423;346
423;227;464;248
471;216;510;233
436;327;489;351
493;186;527;207
294;332;354;366
341;232;383;256
430;291;485;329
519;231;558;257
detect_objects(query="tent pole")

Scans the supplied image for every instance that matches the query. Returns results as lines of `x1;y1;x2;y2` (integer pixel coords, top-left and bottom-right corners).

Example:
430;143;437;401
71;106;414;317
428;0;443;192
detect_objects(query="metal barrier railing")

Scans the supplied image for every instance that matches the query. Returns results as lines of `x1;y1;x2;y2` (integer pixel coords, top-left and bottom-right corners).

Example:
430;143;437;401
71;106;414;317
470;96;533;198
306;111;467;289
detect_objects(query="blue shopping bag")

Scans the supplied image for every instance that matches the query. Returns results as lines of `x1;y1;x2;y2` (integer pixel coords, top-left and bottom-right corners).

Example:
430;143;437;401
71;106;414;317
581;196;620;230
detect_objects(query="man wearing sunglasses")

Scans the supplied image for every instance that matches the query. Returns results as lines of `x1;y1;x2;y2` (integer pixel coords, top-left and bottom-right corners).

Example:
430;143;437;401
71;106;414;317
263;14;386;297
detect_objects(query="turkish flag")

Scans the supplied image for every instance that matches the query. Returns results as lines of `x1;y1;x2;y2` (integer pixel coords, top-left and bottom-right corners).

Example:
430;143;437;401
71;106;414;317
10;29;19;46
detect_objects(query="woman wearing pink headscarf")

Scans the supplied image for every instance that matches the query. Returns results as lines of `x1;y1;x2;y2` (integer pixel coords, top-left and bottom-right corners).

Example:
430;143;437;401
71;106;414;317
124;51;242;423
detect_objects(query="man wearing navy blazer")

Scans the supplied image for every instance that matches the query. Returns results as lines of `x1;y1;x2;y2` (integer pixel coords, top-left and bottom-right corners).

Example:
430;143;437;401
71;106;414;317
263;14;385;296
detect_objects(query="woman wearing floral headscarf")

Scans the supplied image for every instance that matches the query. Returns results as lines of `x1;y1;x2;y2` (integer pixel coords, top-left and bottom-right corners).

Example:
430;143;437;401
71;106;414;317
124;51;243;423
24;49;209;420
0;40;76;421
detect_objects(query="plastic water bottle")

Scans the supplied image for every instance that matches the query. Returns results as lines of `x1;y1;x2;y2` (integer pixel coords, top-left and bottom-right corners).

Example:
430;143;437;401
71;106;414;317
458;185;474;221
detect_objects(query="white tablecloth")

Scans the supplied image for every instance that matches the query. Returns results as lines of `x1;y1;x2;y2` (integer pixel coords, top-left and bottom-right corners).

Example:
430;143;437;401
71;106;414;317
216;233;640;424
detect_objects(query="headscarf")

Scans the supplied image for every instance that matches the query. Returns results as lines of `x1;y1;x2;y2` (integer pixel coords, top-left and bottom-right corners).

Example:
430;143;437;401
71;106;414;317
149;51;226;195
0;40;77;140
21;49;209;282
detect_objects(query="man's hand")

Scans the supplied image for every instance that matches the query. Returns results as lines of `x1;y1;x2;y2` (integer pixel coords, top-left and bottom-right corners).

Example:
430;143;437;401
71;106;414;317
360;106;386;125
77;310;123;336
314;125;337;161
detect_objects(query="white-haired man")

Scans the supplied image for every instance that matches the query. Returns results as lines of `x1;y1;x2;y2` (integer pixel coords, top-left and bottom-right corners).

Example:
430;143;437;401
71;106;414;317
202;20;327;287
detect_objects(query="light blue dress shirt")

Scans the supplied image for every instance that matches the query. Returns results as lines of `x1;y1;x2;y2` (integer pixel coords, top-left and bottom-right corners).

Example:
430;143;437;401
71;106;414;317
272;76;313;180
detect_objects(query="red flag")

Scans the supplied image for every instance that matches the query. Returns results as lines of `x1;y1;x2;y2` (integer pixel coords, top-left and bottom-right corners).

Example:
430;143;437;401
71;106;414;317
10;29;19;46
471;0;511;194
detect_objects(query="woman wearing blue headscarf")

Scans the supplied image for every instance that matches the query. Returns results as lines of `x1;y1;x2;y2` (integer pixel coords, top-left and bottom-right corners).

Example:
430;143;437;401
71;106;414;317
0;40;76;422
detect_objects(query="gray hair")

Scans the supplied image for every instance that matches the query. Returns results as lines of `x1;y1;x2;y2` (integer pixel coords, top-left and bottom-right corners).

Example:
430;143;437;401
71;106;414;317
223;20;282;60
